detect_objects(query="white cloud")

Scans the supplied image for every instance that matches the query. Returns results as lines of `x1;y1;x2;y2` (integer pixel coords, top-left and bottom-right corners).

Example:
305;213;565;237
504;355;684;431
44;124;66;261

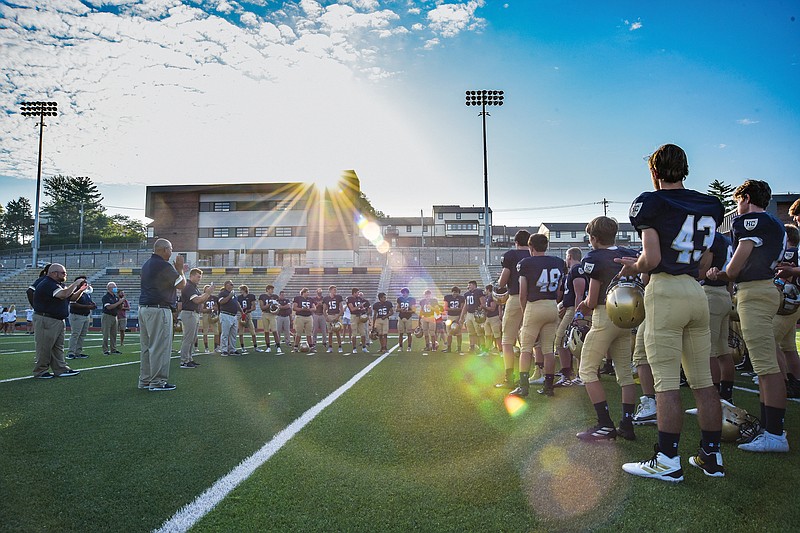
427;0;485;38
408;7;421;15
424;37;440;49
411;22;424;31
339;0;380;11
240;12;259;26
624;18;643;31
217;1;235;14
737;118;760;125
717;143;727;149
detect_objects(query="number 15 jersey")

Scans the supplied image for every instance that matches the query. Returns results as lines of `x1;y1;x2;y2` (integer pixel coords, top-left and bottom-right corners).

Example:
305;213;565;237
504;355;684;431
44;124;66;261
629;188;724;277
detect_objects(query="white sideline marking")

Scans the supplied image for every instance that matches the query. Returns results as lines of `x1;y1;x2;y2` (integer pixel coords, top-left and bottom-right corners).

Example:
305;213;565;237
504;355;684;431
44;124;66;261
0;356;180;384
734;385;800;403
154;344;399;533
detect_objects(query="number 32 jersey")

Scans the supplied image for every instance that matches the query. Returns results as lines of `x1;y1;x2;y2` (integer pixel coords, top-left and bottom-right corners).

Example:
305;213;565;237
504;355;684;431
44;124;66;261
629;189;724;277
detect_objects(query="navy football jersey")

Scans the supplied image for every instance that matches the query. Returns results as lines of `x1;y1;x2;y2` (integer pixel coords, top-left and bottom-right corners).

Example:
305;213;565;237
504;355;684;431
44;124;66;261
501;248;531;295
517;255;567;302
703;232;733;287
484;293;500;317
562;263;588;308
464;288;485;313
372;301;393;318
629;189;724;277
582;247;637;305
322;294;344;315
347;296;369;315
293;295;314;316
258;293;279;311
396;296;416;319
731;212;787;282
444;294;465;316
783;246;798;267
277;297;292;317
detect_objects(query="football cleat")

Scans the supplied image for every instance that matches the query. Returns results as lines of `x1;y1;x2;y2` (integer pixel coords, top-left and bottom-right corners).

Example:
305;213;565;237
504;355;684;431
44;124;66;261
553;376;573;388
576;424;617;441
537;385;554;397
616;423;636;441
689;448;725;477
633;396;658;425
528;366;544;384
622;445;683;483
738;431;790;453
508;386;529;398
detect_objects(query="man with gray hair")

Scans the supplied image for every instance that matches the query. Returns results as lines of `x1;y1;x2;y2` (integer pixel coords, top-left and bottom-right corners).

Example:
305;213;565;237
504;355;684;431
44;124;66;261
102;281;125;355
138;239;185;391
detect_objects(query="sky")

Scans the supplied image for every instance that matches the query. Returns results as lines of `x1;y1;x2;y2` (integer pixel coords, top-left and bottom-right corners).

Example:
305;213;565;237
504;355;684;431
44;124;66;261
1;0;798;228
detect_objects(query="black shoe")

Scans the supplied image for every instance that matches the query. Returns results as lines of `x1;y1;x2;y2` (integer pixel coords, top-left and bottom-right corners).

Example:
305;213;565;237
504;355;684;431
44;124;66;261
149;383;177;391
576;424;617;441
508;386;529;398
58;369;80;377
494;379;516;389
66;354;76;360
77;354;90;359
537;385;554;397
617;423;636;441
180;362;196;369
689;448;725;477
111;350;122;354
35;372;54;379
103;351;111;356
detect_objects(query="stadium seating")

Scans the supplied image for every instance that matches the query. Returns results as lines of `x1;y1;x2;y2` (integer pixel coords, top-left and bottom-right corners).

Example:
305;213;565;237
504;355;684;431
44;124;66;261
280;267;383;301
386;265;485;300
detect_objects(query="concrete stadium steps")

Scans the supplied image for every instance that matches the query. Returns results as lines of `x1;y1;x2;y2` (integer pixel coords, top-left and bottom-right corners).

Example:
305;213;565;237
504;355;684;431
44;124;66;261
0;267;106;316
386;265;485;301
280;267;383;301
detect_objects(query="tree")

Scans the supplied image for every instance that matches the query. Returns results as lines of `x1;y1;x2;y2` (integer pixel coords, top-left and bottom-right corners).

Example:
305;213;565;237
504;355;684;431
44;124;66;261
707;179;736;212
355;191;386;220
42;175;105;240
4;197;34;245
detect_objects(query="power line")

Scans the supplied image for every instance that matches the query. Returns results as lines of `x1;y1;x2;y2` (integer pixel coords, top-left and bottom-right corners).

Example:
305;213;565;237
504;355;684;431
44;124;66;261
493;200;628;213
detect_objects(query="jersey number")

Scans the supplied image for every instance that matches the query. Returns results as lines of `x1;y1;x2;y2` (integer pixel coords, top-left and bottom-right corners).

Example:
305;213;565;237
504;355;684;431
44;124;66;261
671;215;716;264
536;269;561;292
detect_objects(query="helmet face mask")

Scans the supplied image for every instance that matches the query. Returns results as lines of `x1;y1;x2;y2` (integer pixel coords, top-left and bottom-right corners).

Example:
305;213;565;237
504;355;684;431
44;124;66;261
299;340;310;352
774;279;800;316
413;326;424;338
370;328;379;340
473;310;486;324
565;315;591;357
448;321;461;336
606;278;645;328
721;402;762;443
332;321;342;333
494;285;509;305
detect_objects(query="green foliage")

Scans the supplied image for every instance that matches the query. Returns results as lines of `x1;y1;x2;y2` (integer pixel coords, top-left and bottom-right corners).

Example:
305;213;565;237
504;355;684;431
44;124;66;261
708;179;737;211
2;197;34;245
40;174;145;244
356;191;386;220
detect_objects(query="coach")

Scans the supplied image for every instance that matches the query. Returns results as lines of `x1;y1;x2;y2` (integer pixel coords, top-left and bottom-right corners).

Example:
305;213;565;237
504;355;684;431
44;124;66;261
138;239;185;391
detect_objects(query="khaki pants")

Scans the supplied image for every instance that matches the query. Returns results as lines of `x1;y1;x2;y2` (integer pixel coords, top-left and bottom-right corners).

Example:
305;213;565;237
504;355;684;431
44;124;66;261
374;317;389;335
484;315;501;339
261;313;277;333
397;317;414;334
219;313;239;353
737;279;782;376
632;320;648;367
579;305;634;387
774;306;800;352
501;295;523;345
554;306;575;352
519;300;558;354
179;310;200;363
33;314;69;377
101;313;118;352
705;285;732;357
138;307;173;388
68;313;91;356
295;315;313;337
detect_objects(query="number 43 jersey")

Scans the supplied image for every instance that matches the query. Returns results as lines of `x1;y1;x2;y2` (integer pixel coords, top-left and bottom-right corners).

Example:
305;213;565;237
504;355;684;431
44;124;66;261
629;189;724;277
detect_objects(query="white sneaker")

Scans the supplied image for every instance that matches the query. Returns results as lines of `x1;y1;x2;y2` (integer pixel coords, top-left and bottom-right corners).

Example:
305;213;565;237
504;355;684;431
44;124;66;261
338;347;343;353
738;431;790;453
326;347;333;353
352;348;357;354
572;377;584;386
634;396;658;425
406;346;412;352
362;347;368;353
265;347;271;353
622;446;683;483
685;407;698;415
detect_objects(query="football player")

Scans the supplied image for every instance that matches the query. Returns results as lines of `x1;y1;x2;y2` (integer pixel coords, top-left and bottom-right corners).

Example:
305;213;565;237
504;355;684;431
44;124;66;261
620;144;725;481
372;292;394;354
775;224;800;397
509;233;565;397
347;288;370;353
418;289;438;351
258;285;280;353
311;288;327;351
443;286;465;353
276;290;293;350
292;288;314;352
495;230;532;389
200;285;220;354
237;285;259;353
482;284;502;352
460;280;486;353
575;217;638;441
323;285;345;353
554;247;587;386
396;288;416;352
707;180;788;453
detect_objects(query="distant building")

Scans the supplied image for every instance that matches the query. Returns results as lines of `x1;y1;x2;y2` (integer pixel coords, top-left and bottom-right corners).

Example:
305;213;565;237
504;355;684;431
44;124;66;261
538;221;640;250
380;205;492;247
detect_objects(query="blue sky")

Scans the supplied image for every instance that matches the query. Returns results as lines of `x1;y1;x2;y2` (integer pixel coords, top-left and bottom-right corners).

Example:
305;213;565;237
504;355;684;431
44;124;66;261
1;0;798;227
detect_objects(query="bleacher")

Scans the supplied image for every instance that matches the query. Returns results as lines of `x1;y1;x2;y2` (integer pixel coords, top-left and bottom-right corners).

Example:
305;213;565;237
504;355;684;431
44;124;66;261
0;267;106;319
386;265;485;300
280;267;383;301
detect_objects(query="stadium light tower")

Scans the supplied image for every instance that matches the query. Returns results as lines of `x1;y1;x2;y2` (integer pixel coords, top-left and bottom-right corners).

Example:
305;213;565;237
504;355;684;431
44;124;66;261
19;101;58;267
465;90;503;266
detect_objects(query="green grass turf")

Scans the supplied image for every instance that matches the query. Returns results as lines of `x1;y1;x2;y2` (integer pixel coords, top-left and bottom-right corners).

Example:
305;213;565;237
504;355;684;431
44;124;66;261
1;332;799;532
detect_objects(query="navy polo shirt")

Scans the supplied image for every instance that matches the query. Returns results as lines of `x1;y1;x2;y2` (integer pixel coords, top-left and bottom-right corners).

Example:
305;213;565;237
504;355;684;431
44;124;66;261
139;254;181;307
33;276;70;319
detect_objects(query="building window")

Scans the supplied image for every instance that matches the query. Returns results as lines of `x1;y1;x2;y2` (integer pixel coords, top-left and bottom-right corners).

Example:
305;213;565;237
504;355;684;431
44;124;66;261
213;228;229;238
571;231;577;239
423;225;428;232
555;231;561;238
236;227;249;238
275;227;292;237
479;212;484;219
437;213;443;220
406;225;412;232
254;227;269;237
213;202;231;212
147;227;154;238
456;213;462;220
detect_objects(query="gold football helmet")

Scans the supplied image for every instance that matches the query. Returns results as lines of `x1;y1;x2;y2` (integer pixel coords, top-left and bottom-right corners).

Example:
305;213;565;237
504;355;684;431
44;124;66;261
332;321;343;333
775;278;800;316
173;320;183;333
209;311;220;324
448;321;461;336
359;314;370;324
414;326;424;338
565;313;592;358
494;285;510;305
268;302;280;314
473;310;486;324
299;340;310;353
721;400;762;443
370;328;379;340
606;278;645;328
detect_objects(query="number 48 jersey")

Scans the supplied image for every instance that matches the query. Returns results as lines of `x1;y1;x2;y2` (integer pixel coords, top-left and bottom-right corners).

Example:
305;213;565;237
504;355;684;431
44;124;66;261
517;255;567;302
629;189;724;277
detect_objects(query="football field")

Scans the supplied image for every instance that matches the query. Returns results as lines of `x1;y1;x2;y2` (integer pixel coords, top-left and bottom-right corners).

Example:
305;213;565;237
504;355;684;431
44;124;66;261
1;331;799;532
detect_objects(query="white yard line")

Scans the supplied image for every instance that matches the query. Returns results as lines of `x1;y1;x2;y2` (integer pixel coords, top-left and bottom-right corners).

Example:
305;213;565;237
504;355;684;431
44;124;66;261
154;344;399;533
0;356;181;383
734;385;800;403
